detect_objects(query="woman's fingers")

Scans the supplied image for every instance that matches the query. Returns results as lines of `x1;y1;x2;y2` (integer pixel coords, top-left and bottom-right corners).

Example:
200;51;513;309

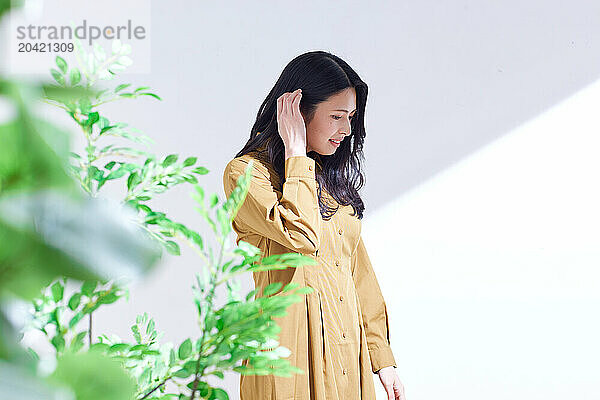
278;89;301;119
283;92;292;116
285;90;298;116
277;92;290;118
276;89;306;156
292;89;302;116
276;93;283;120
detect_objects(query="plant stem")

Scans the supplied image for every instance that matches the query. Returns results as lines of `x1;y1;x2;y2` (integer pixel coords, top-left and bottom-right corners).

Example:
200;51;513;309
71;112;97;198
88;312;92;345
174;231;210;266
92;94;136;108
42;99;70;112
138;377;170;400
189;235;225;399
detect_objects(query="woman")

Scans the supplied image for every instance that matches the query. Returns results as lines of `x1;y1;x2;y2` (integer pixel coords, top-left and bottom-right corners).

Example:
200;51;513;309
222;51;406;400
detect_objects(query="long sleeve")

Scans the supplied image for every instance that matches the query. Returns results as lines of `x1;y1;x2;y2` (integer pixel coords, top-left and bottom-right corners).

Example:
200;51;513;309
351;234;397;373
222;155;322;254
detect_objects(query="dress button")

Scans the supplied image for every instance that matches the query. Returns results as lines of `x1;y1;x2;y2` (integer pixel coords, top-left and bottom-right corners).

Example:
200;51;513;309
342;331;346;339
335;260;340;266
339;295;344;302
342;368;347;375
308;165;313;171
338;228;343;235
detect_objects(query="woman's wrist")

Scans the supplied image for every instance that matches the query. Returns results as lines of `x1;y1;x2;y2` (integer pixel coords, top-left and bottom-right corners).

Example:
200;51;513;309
285;147;307;160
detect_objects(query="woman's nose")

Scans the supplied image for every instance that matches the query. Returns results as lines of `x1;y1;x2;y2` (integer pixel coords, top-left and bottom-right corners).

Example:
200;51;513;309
341;121;351;136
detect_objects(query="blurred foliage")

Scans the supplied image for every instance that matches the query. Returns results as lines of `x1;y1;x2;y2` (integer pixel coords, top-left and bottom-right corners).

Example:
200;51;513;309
0;33;160;400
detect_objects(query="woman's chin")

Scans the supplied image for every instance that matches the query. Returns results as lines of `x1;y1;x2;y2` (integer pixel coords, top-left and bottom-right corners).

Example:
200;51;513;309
310;144;338;156
316;150;336;156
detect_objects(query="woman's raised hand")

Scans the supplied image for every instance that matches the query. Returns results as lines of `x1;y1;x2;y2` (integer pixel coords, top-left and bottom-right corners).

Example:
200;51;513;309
277;89;307;159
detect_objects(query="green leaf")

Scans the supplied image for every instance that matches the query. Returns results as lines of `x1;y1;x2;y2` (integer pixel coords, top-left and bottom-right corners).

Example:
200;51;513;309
183;157;197;167
97;116;109;130
105;167;127;181
172;368;191;378
55;56;67;73
162;154;178;167
109;343;130;354
262;282;283;297
86;112;100;127
136;204;151;213
79;97;92;113
209;193;219;208
120;163;138;172
127;172;141;191
192;166;209;175
88;165;103;181
104;161;116;170
89;342;110;353
210;370;225;379
131;325;141;343
49;351;137;400
50;281;64;302
146;318;155;335
70;68;81;85
51;335;65;352
178;338;192;360
194;186;204;202
114;83;131;92
212;388;229;400
129;344;146;352
139;92;162;100
50;68;65;85
71;331;87;352
81;280;97;297
169;348;176;366
99;292;120;305
99;125;116;135
245;289;258;302
294;286;314;295
189;231;204;250
164;241;180;256
144;211;165;224
183;174;198;184
69;312;85;328
68;292;82;310
282;282;300;292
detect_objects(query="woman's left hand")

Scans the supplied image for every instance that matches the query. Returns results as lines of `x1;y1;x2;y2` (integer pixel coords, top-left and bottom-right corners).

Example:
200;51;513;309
376;366;406;400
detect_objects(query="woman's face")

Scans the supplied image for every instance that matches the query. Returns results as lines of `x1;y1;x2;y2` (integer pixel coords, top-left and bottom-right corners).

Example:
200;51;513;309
304;87;357;155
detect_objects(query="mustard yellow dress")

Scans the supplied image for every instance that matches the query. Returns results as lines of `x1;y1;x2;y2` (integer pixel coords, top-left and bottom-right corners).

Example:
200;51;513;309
222;152;397;400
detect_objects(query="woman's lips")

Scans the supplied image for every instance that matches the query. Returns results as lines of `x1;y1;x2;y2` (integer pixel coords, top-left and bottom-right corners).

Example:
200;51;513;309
329;139;341;147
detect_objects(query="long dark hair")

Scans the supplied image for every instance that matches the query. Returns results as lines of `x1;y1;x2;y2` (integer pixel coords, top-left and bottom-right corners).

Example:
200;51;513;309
235;50;368;220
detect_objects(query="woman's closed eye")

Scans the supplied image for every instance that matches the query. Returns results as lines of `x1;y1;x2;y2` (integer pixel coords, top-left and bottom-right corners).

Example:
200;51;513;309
332;115;355;120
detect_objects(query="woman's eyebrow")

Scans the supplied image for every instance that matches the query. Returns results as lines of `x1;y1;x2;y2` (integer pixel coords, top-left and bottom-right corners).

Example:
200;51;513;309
332;109;357;113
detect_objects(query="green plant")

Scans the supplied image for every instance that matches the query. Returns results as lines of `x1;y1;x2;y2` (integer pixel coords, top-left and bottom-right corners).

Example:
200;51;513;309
0;5;160;400
16;36;317;400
